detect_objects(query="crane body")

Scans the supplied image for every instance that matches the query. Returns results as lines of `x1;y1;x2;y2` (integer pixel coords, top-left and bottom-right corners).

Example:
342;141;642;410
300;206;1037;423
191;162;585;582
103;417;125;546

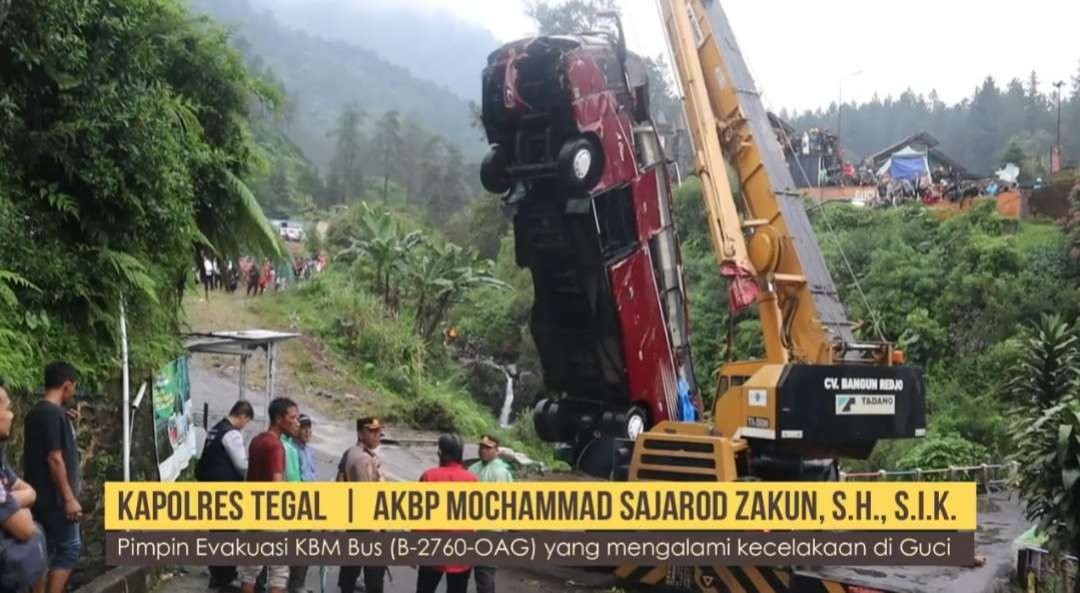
648;0;925;475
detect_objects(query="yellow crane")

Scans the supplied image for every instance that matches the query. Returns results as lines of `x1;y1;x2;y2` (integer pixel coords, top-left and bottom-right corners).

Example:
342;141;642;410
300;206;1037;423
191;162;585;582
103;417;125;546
629;0;927;486
614;2;930;590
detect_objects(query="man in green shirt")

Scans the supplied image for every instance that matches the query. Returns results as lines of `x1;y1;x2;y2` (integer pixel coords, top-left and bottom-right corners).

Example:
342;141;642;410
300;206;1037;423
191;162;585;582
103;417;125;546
282;415;305;593
282;427;303;483
468;435;512;593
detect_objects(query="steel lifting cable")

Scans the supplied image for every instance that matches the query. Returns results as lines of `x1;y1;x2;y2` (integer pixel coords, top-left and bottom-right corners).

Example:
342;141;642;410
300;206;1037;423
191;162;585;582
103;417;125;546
776;127;887;343
652;0;887;342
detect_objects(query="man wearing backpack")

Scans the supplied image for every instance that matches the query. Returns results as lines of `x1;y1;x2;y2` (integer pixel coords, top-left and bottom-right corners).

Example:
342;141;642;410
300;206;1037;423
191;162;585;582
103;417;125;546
197;400;255;592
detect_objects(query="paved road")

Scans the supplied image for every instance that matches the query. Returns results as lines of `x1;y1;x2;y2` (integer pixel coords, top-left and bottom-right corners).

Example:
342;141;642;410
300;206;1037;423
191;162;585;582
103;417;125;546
182;357;612;593
800;490;1027;593
183;358;1026;593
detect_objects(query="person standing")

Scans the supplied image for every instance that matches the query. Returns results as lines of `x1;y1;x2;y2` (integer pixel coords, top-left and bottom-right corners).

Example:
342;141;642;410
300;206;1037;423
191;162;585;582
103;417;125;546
247;261;261;298
467;436;511;593
202;254;214;301
23;362;81;593
282;418;303;484
195;400;254;593
211;258;222;291
416;436;476;593
337;418;386;593
295;415;316;483
287;415;316;593
259;259;273;295
239;397;299;593
0;375;47;593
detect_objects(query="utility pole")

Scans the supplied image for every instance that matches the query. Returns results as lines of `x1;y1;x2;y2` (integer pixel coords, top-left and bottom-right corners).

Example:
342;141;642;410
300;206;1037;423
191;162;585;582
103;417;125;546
837;70;863;143
835;70;862;192
1053;81;1065;174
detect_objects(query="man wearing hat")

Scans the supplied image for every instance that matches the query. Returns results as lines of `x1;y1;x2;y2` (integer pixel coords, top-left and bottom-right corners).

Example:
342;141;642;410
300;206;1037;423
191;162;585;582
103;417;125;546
337;418;386;593
468;435;512;593
468;435;512;484
296;415;316;482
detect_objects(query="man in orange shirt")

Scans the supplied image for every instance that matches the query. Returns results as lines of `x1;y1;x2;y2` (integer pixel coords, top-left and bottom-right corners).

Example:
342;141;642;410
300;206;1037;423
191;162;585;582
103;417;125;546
416;435;476;593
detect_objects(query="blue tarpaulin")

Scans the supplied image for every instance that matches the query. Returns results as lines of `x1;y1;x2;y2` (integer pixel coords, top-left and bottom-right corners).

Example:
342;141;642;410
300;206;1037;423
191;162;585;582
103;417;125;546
878;146;929;181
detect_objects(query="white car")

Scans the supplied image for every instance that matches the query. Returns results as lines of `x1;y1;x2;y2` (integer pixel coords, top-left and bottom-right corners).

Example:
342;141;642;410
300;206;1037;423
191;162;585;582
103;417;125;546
282;227;305;242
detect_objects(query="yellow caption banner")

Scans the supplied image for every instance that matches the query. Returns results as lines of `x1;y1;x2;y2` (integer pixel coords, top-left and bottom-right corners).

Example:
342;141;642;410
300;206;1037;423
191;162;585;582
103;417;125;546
104;482;976;532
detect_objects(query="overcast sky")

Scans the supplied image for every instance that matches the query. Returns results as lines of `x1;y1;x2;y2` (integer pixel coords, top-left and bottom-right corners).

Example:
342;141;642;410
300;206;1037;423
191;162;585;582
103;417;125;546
404;0;1079;113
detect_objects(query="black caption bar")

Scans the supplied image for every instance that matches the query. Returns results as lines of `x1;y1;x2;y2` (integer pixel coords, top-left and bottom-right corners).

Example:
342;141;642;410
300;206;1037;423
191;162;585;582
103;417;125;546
107;532;974;566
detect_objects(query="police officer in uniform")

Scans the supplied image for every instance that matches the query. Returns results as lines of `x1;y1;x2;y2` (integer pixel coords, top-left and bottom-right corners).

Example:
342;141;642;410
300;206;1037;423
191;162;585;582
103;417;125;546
196;400;255;592
337;418;386;593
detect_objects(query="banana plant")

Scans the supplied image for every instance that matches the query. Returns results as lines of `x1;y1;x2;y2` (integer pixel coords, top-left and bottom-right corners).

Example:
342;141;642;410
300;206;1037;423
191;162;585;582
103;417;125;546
408;241;508;341
336;203;423;312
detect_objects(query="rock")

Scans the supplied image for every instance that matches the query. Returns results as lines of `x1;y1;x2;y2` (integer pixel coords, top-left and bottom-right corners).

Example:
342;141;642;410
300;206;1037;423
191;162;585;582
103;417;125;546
499;447;539;468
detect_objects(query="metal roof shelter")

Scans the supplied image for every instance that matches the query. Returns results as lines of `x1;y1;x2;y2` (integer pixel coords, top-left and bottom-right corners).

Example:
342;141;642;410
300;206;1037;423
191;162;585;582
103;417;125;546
868;131;975;178
184;330;299;420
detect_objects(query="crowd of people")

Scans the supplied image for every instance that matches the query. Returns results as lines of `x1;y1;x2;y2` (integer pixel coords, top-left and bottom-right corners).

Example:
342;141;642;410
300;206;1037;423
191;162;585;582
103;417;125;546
196;397;513;593
195;252;328;301
0;363;516;593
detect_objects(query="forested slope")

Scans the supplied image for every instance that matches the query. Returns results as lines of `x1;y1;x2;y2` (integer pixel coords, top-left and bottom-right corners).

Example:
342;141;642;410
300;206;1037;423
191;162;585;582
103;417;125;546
190;0;484;168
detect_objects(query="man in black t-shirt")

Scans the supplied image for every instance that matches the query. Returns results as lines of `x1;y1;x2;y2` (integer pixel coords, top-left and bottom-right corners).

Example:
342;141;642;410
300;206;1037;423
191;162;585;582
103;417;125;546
23;362;81;593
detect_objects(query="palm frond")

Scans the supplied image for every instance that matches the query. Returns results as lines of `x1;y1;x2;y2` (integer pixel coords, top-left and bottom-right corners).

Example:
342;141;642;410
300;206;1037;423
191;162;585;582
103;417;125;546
166;95;204;139
219;168;283;259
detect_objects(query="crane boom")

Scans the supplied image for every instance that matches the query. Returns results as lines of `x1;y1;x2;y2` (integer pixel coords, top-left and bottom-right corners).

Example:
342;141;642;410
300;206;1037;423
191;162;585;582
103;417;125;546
661;0;855;364
642;0;925;465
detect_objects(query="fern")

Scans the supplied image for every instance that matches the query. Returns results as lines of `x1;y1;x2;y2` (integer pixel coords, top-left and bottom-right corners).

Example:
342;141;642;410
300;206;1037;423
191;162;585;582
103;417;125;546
39;186;80;219
0;270;39;308
100;249;159;304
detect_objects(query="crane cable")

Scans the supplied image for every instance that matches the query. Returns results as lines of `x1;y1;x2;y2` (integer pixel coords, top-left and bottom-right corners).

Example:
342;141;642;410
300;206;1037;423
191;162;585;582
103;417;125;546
775;127;887;343
649;0;887;344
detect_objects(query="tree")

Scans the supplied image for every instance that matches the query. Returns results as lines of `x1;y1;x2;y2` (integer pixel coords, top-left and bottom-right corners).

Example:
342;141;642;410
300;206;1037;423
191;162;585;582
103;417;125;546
408;242;508;341
1066;62;1080;165
327;103;367;204
0;0;281;577
371;110;404;203
336;203;423;313
297;165;327;208
400;117;431;205
1069;182;1080;269
969;76;1003;173
525;0;618;35
643;55;682;125
1002;138;1027;168
419;135;449;217
1025;70;1048;134
440;144;470;218
1002;78;1027;142
265;160;292;218
1009;315;1080;588
445;197;510;261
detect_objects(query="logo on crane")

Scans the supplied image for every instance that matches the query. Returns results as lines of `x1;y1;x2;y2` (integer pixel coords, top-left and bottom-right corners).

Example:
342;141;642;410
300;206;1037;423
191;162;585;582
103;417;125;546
836;395;896;415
